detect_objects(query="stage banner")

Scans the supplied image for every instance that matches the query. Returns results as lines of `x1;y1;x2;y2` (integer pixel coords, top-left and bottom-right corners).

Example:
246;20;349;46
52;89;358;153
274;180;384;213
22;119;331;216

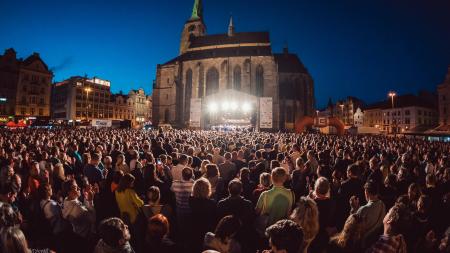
190;98;202;128
259;97;273;129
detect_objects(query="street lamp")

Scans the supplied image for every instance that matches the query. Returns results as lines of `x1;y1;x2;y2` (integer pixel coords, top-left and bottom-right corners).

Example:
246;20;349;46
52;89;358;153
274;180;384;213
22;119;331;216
85;87;92;121
388;91;396;134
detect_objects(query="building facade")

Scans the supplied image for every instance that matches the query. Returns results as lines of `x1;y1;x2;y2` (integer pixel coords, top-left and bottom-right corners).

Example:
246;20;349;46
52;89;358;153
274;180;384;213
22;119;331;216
0;48;53;123
335;96;365;126
111;93;134;122
152;0;314;130
438;66;450;126
363;94;438;134
128;88;152;126
52;76;113;121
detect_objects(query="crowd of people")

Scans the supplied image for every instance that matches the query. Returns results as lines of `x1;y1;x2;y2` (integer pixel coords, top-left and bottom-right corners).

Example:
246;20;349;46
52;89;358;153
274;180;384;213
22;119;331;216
0;127;449;253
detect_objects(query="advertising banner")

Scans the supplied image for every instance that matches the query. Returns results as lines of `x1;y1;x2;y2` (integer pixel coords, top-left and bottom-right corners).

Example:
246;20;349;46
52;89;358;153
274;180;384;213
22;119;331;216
190;98;202;128
259;97;272;129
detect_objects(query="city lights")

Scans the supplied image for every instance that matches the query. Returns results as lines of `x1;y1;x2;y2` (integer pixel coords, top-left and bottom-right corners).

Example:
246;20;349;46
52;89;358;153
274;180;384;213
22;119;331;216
221;101;230;111
242;103;251;112
208;102;218;113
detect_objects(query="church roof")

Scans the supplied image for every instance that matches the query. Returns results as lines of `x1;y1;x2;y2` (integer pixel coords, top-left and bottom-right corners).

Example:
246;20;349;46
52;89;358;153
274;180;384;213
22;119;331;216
189;32;270;48
163;45;272;65
363;94;437;111
274;53;309;74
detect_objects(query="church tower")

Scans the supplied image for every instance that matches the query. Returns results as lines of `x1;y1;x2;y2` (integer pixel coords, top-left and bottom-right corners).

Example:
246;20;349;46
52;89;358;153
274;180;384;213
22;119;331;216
179;0;207;55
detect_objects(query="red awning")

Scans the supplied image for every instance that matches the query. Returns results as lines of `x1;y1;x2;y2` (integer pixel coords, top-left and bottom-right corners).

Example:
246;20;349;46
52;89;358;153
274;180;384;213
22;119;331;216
17;121;27;127
6;121;16;127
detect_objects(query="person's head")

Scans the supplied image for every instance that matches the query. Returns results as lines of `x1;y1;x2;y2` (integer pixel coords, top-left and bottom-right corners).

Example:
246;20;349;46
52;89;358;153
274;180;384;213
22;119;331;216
192;178;211;199
117;173;135;192
0;183;17;204
181;167;193;181
113;170;125;184
417;194;431;213
228;179;243;197
266;219;304;253
383;203;410;236
239;168;250;181
214;215;241;244
146;186;160;205
259;172;271;188
270;160;281;170
295;157;305;170
271;167;287;186
347;164;359;178
30;161;40;177
290;197;319;243
37;183;52;201
408;183;421;202
178;154;188;165
54;163;65;180
91;153;100;166
307;150;315;160
224;152;232;161
104;156;112;166
314;177;330;197
0;227;29;253
62;179;81;200
0;203;19;228
147;214;170;241
426;174;436;188
332;214;364;248
117;154;125;165
98;217;131;249
364;181;379;201
205;164;219;178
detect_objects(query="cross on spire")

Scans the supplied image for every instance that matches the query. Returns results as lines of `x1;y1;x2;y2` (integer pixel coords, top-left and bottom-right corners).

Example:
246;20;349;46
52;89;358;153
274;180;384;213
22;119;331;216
190;0;203;20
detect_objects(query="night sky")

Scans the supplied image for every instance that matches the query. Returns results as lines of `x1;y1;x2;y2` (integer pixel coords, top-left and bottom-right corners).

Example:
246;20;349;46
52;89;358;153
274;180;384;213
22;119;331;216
1;0;449;108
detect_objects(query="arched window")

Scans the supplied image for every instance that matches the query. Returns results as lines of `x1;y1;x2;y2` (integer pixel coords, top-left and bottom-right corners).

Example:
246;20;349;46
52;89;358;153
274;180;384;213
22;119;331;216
233;66;241;91
184;69;193;122
303;79;308;114
244;59;251;73
255;65;264;96
206;67;219;96
198;64;204;98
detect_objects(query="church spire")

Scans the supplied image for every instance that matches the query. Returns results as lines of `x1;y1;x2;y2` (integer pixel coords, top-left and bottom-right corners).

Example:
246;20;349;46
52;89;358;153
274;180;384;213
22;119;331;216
190;0;203;20
228;15;234;36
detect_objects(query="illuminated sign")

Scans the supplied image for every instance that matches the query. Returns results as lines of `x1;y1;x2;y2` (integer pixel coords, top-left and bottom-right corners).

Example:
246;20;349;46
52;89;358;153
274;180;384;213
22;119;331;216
87;78;110;87
0;98;6;102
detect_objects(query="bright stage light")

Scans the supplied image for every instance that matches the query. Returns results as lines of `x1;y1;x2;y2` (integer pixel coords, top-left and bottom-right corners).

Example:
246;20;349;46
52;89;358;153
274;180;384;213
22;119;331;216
242;103;251;112
208;102;218;113
221;102;230;111
230;101;238;111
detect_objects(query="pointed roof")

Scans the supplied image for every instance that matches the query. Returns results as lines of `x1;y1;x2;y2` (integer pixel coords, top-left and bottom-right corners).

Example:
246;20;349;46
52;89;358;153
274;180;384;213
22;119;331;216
190;0;203;20
228;15;235;36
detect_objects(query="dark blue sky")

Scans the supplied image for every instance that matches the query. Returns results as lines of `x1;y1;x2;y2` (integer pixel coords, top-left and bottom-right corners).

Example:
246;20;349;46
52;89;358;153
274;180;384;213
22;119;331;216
1;0;449;107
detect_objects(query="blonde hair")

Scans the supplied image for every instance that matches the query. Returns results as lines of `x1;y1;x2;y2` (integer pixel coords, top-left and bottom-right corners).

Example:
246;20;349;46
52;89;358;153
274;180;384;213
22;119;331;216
330;214;364;249
290;197;319;246
192;178;211;199
53;163;65;180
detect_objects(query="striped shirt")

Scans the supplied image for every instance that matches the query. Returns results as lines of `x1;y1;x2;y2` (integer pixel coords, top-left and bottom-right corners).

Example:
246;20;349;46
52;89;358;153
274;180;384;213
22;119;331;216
366;235;407;253
171;179;194;214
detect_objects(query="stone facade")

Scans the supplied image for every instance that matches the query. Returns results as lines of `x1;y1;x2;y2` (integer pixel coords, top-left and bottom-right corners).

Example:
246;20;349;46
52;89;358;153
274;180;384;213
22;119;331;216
0;48;53;121
127;88;152;126
152;0;314;130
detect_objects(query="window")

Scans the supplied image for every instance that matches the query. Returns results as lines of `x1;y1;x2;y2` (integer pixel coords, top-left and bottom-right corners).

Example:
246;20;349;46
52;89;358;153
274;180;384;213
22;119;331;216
286;106;294;123
30;108;35;115
40;98;44;105
198;64;205;98
184;69;193;121
206;67;219;96
21;108;26;115
405;110;410;115
405;118;410;124
233;66;241;91
418;109;422;115
255;65;264;96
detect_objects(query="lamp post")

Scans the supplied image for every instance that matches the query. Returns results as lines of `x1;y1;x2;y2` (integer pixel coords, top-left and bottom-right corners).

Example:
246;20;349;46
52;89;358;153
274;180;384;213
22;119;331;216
388;91;396;135
85;87;92;122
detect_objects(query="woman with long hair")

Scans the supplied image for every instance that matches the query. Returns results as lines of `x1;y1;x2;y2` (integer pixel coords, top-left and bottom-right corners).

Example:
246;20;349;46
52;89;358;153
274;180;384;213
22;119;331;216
115;173;144;225
204;164;225;202
290;197;320;253
0;227;30;253
327;214;364;253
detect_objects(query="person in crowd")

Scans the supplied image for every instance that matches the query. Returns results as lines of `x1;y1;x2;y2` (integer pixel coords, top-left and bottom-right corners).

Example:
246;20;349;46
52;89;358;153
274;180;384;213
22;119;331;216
84;152;104;185
171;154;188;181
219;152;237;185
0;226;31;253
94;217;134;253
264;219;304;253
190;178;217;253
252;172;271;205
327;213;364;253
290;196;319;253
256;167;294;236
115;173;144;225
116;154;130;174
350;180;386;248
291;157;311;201
204;215;242;253
239;168;256;201
204;164;226;202
145;214;178;253
142;186;172;220
366;203;409;253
